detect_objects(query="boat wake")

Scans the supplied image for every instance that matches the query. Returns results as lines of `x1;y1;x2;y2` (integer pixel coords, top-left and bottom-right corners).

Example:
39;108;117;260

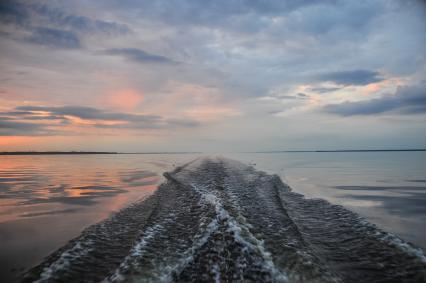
22;157;426;282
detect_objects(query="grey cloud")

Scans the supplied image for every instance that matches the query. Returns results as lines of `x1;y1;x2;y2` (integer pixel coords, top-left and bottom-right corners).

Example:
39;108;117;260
1;0;425;149
104;48;177;65
324;83;426;116
0;0;29;26
16;105;160;122
14;105;198;130
0;111;67;123
318;70;384;86
0;118;53;136
0;0;130;35
296;93;308;98
0;111;67;122
30;3;131;35
166;118;199;127
25;27;81;49
276;96;298;100
285;2;382;36
310;87;342;93
22;115;65;121
273;93;308;100
0;119;39;130
1;111;34;115
278;94;307;100
110;0;338;31
101;0;383;45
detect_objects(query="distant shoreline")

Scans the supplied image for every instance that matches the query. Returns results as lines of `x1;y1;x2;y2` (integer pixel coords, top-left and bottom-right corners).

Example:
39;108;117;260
0;149;425;155
0;152;118;155
253;149;426;153
0;151;201;155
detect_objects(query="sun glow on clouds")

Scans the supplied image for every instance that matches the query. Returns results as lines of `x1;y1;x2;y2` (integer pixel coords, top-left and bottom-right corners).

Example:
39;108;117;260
0;136;73;150
257;79;402;118
184;106;241;121
140;82;241;121
0;136;28;147
64;115;126;126
105;89;144;110
361;77;407;97
0;0;425;151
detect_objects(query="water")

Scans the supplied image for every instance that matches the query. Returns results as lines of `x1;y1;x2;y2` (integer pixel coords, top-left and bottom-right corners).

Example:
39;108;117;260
19;157;426;282
0;154;200;282
230;151;426;250
0;152;425;282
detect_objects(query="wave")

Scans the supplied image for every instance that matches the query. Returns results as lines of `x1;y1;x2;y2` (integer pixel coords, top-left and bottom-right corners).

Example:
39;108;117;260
21;157;426;283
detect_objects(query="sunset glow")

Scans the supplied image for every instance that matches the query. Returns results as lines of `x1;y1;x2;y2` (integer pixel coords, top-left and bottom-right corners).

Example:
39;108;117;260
1;2;426;282
0;1;425;152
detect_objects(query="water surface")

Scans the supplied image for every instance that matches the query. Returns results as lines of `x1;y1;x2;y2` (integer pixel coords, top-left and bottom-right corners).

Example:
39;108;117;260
1;152;425;282
231;151;426;250
21;157;426;283
0;154;200;282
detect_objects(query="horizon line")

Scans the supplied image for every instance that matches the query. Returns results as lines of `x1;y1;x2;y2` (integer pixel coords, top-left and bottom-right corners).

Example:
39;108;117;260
1;148;426;155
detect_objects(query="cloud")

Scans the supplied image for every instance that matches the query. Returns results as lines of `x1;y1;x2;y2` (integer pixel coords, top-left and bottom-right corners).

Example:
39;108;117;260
323;83;426;116
0;105;199;135
310;86;342;93
318;70;384;86
0;0;29;26
25;27;81;49
1;0;425;150
276;93;308;100
105;0;343;33
0;118;52;136
0;105;199;136
0;111;65;121
29;3;131;35
104;48;177;65
16;105;159;122
0;0;130;35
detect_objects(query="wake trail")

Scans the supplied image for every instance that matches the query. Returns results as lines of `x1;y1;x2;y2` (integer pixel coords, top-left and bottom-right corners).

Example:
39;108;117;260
22;157;426;283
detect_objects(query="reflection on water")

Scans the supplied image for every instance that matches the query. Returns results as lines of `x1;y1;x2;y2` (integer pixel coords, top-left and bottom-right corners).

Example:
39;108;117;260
0;154;200;282
231;151;426;251
339;185;426;216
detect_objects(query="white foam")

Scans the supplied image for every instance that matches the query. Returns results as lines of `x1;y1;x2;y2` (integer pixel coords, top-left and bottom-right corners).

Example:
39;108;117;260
35;240;94;283
188;182;289;282
104;214;175;283
131;180;288;282
358;218;426;263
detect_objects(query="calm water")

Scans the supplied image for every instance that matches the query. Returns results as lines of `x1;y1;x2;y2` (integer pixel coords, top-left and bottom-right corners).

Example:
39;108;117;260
0;152;425;282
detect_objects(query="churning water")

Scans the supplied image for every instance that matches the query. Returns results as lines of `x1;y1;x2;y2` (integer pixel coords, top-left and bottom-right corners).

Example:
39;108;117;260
21;157;426;282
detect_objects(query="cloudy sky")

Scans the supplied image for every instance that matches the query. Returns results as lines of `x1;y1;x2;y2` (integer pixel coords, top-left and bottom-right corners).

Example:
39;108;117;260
0;0;425;152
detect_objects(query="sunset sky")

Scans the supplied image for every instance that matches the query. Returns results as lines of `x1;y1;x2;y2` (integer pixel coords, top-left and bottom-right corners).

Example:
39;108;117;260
0;0;425;152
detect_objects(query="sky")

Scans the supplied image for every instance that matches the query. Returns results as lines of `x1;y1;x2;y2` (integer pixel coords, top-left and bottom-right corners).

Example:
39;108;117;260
0;0;425;152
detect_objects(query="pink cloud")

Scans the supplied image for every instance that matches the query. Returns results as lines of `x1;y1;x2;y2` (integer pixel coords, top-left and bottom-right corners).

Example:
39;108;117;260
104;89;144;110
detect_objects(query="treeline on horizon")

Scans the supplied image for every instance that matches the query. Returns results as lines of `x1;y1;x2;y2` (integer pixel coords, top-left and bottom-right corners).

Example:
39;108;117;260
0;149;425;155
0;151;118;155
